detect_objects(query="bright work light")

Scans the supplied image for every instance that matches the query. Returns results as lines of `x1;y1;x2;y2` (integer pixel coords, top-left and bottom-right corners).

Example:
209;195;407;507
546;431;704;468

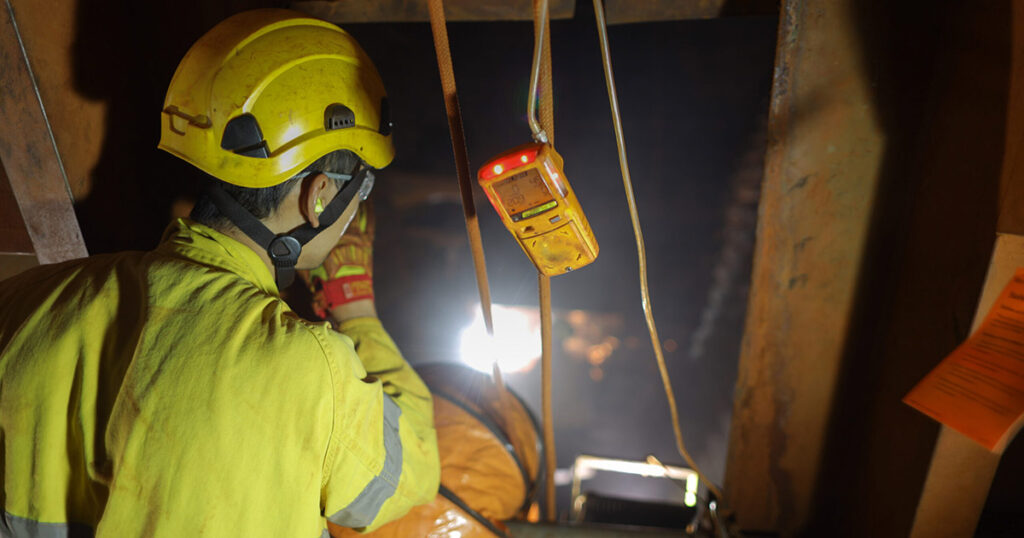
459;304;541;374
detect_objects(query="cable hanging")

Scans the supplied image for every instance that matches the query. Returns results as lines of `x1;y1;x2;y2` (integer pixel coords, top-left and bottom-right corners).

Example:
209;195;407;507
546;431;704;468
530;0;559;524
429;0;726;527
528;0;550;144
590;0;727;508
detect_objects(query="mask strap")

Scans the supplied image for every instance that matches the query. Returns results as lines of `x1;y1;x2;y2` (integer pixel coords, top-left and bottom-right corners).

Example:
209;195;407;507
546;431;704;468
205;169;371;290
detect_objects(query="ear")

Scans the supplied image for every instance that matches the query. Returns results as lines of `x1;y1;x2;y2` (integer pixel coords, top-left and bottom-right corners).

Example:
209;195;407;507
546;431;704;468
300;172;332;228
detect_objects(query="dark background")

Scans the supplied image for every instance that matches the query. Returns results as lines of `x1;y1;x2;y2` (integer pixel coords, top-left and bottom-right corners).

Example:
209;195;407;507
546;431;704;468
70;0;776;521
351;10;776;512
45;0;1024;532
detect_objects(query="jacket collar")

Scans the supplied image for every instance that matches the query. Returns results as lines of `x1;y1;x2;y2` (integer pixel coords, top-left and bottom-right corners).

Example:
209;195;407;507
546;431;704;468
159;218;279;296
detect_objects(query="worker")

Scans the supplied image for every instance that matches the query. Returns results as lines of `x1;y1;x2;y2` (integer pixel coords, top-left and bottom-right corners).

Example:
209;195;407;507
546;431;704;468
0;8;439;537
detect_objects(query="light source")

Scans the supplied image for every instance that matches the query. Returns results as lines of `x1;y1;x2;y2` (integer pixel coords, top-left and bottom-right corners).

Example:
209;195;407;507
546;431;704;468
458;304;541;374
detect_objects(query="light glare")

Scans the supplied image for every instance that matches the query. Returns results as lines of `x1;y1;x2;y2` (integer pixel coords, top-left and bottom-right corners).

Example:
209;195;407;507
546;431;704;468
685;471;698;507
493;164;504;175
684;492;697;507
459;304;541;373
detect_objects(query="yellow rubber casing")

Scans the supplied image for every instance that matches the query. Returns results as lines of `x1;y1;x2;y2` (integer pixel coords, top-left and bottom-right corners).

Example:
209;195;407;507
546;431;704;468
478;143;598;276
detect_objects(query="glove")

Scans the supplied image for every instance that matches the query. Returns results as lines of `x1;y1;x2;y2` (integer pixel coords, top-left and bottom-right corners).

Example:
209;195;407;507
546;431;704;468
299;200;375;320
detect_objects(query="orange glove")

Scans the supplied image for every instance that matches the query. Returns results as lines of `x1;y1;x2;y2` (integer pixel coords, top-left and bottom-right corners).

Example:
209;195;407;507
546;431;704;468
299;201;375;320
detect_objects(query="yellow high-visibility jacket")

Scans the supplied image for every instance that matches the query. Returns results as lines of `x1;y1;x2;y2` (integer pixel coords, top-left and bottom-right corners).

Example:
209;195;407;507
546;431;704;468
0;219;439;537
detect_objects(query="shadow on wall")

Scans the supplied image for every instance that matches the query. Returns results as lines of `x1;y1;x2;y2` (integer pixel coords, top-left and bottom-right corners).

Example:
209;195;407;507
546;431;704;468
70;0;288;254
807;2;1008;537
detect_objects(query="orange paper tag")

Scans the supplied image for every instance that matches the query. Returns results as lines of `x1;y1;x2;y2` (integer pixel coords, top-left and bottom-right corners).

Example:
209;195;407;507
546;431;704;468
904;268;1024;452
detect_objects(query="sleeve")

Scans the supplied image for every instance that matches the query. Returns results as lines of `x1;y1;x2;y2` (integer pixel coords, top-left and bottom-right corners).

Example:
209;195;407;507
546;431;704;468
320;317;440;533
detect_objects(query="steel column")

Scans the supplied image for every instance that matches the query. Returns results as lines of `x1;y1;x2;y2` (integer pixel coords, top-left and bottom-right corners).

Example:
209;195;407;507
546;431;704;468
724;0;885;531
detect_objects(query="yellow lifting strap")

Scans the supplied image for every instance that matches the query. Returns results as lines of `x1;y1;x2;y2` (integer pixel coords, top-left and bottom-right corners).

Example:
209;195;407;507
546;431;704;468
531;0;558;523
429;0;730;526
427;0;559;522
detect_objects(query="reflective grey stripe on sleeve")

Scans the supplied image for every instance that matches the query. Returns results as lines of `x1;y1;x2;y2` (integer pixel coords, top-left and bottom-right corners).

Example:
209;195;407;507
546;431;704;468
327;394;404;528
1;511;93;538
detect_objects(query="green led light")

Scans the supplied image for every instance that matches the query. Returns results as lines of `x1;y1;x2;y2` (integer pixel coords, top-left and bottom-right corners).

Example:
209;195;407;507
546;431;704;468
521;200;558;220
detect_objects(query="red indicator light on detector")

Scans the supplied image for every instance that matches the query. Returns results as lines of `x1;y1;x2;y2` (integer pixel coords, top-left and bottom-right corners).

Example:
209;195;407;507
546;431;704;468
477;142;599;276
479;147;541;180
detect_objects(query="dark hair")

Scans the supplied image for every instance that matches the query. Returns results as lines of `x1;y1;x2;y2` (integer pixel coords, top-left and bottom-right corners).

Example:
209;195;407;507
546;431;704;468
190;149;361;228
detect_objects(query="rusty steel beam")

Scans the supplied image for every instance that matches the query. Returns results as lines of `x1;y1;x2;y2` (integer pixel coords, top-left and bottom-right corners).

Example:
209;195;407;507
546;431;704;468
727;0;1012;534
0;0;87;264
290;0;575;23
723;0;886;532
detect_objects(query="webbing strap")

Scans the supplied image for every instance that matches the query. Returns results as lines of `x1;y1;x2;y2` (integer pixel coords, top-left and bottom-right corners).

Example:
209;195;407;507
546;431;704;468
531;0;558;523
426;0;500;385
205;169;370;290
427;0;556;521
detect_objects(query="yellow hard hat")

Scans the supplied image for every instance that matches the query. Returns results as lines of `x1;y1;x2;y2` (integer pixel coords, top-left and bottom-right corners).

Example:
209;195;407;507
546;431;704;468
158;9;394;188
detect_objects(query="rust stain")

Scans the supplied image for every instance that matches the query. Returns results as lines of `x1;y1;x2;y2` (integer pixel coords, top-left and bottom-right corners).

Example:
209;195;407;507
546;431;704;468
786;174;809;193
794;236;814;254
787;274;808;289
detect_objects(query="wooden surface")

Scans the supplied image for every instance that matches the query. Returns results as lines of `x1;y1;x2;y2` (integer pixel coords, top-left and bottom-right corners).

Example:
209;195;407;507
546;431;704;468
291;0;575;22
909;4;1024;534
0;252;37;281
909;233;1024;537
0;163;33;254
0;0;87;263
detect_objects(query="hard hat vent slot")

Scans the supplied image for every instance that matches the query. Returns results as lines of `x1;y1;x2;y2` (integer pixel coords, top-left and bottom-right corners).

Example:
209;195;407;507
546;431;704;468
221;114;269;158
378;97;392;136
325;104;356;131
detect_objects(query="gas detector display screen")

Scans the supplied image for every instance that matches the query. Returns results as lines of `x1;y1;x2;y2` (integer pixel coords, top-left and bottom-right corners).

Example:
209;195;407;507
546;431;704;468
493;168;557;222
